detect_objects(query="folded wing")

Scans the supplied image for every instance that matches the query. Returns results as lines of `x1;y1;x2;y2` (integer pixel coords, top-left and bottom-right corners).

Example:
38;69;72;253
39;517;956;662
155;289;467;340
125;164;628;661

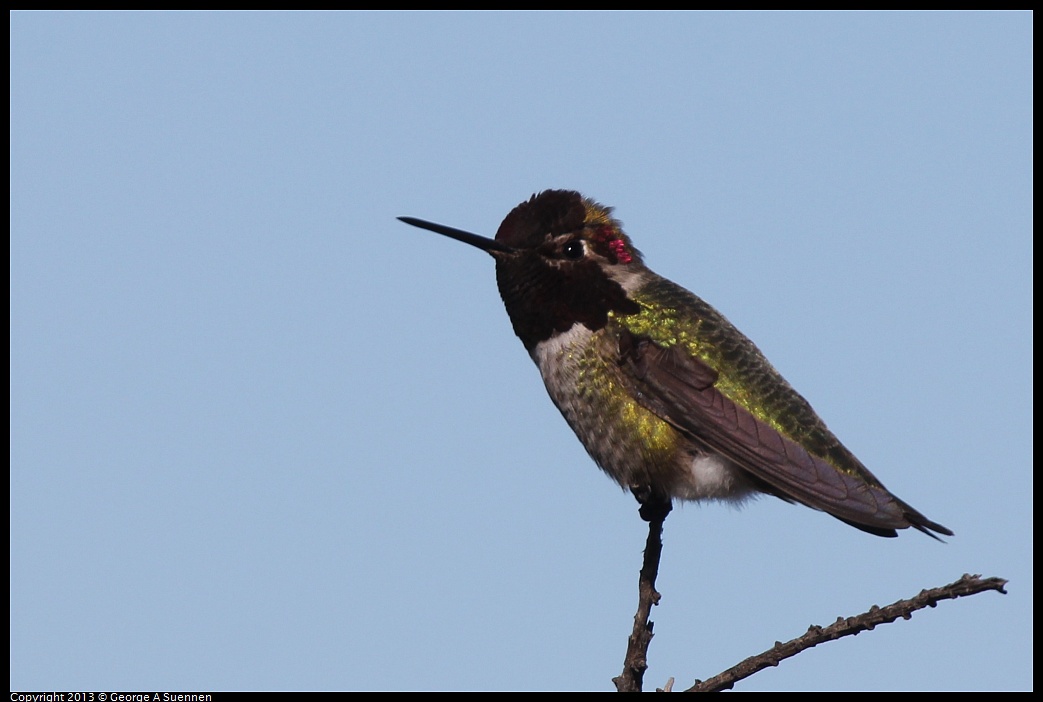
616;330;952;538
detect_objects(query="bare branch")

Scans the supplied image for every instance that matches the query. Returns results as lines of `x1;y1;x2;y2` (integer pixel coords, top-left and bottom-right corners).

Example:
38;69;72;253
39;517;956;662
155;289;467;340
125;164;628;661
613;496;672;693
686;573;1009;692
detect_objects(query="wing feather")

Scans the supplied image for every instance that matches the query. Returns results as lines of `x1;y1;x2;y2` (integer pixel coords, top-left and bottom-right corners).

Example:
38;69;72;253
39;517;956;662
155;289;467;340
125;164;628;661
616;329;951;538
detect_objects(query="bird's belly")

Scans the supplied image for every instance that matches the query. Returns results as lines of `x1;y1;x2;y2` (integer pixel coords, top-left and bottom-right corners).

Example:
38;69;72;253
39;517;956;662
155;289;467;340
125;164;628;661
530;324;756;503
673;453;756;503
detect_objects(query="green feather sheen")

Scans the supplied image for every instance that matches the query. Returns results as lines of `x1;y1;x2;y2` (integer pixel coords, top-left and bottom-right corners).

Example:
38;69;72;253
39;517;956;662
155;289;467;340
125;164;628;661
613;280;868;481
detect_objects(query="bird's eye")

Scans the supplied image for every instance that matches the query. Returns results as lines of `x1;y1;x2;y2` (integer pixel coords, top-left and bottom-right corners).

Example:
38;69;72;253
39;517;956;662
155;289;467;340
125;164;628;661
562;239;585;260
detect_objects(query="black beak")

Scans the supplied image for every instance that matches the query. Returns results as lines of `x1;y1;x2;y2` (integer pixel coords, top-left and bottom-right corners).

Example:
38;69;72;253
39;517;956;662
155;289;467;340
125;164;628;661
397;216;514;255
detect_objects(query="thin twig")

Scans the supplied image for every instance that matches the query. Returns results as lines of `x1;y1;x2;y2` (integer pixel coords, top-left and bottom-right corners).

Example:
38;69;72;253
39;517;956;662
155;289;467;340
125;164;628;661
613;496;672;693
687;573;1008;692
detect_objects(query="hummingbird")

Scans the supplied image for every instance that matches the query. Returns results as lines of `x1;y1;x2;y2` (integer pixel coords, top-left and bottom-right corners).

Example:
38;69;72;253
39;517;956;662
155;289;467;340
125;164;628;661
398;190;952;538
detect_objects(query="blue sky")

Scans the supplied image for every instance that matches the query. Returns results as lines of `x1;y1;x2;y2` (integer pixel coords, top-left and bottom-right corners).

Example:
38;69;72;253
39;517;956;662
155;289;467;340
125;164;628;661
11;11;1031;692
